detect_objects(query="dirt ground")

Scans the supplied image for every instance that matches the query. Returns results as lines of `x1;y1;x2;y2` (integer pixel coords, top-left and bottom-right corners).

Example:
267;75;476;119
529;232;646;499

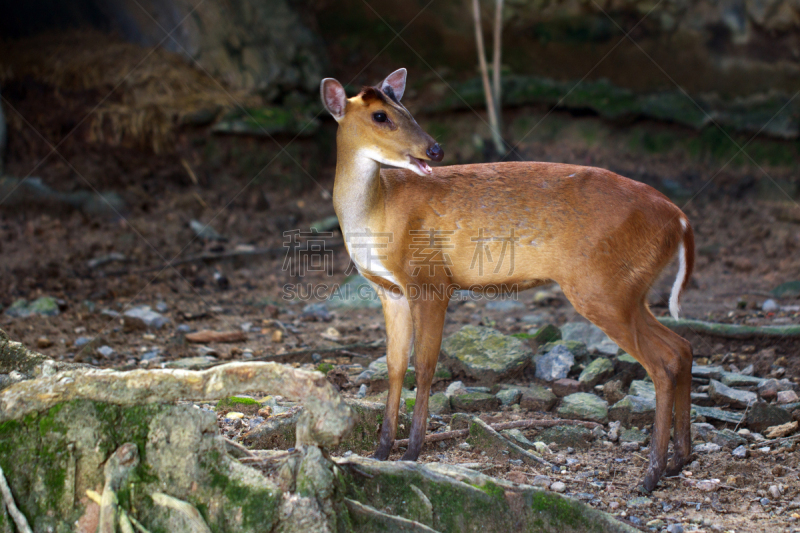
2;82;800;532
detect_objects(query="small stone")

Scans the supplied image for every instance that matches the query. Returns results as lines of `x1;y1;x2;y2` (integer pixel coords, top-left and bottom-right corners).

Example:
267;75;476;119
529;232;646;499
536;425;593;450
5;297;60;318
666;524;685;533
96;345;115;358
531;475;551;487
557;393;608;423
518;385;557;412
646;519;664;529
496;388;522;406
626;496;651;508
691;365;724;380
602;380;625;404
708;379;757;409
552;378;582;397
74;336;94;347
696;478;720;491
356;384;367;399
445;381;466;397
720;371;764;388
550;481;566;493
535;344;575;382
578;357;614;388
758;379;780;401
451;392;500;412
502;429;536;448
629;380;656;401
225;412;245;419
777;390;799;404
607;421;621;442
691;422;717;441
693;442;721;454
769;485;782;499
764;421;798;439
760;498;770;506
608;501;620;510
619;427;648;445
36;337;53;348
458;442;472;451
272;330;284;343
301;303;332;322
731;445;748;458
762;299;779;312
711;429;747;449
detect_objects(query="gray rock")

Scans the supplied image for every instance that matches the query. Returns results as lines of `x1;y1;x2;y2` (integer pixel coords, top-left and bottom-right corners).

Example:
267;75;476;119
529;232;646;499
531;475;551;487
428;392;451;415
720;372;764;388
451;392;500;412
155;301;168;313
189;219;225;241
560;322;619;355
626;496;651;508
708;379;757;409
777;390;799;404
537;425;593;450
607;421;621;442
5;297;60;318
608;395;655;426
762;299;779;312
693;442;721;454
557;393;608;423
578;357;614;388
666;525;685;533
619;428;648;445
602;380;626;404
535;344;575;381
124;306;169;329
501;428;536;448
758;379;779;400
327;275;382;309
692;405;745;424
691;423;717;441
711;429;747;449
745;402;793;432
445;381;467;397
519;385;557;412
356;384;367;399
74;336;94;348
96;345;115;358
550;481;566;493
496;388;522;406
552;378;583;397
691;365;724;380
691;392;714;406
731;445;748;458
629;380;656;401
441;325;532;384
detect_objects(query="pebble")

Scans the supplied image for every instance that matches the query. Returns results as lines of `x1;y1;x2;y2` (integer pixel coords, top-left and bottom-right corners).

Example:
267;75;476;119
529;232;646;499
124;305;169;329
666;525;685;533
694;442;721;454
532;475;551;487
608;501;620;510
535;344;575;381
36;337;53;349
777;390;799;404
177;324;192;333
769;485;782;499
96;345;115;358
762;299;779;312
458;442;472;451
696;479;720;491
760;498;771;506
74;336;94;347
356;384;367;398
732;445;748;458
445;381;466;397
550;481;566;493
224;412;244;420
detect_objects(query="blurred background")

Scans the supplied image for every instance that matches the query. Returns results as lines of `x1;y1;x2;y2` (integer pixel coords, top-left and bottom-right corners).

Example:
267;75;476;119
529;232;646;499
0;0;799;367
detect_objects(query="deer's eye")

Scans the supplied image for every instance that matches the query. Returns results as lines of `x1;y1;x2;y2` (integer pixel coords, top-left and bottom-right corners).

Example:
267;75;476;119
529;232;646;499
372;112;388;123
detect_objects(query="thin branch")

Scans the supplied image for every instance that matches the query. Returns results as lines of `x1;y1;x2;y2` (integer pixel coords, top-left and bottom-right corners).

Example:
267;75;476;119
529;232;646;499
492;0;504;114
0;465;33;533
472;0;504;155
392;417;601;448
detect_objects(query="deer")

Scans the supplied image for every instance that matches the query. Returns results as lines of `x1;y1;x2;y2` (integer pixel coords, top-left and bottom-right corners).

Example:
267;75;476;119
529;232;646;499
320;68;695;492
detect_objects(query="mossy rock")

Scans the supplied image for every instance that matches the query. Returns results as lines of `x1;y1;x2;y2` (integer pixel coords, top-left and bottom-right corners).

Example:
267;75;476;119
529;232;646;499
0;400;281;531
440;325;533;384
536;425;593;450
216;396;261;415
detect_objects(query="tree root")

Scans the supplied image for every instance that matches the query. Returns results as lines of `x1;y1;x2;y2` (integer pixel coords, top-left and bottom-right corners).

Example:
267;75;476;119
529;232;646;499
0;464;33;533
658;317;800;339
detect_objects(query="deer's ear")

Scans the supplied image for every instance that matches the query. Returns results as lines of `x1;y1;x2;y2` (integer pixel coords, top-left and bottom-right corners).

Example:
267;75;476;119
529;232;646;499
321;78;347;120
380;68;407;102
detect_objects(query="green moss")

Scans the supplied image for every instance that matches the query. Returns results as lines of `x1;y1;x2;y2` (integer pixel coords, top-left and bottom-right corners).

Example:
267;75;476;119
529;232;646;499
529;491;599;531
472;480;505;500
405;398;416;411
315;363;335;374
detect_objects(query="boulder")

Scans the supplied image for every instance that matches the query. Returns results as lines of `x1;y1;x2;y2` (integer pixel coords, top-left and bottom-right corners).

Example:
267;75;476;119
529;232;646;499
557;393;608;423
578;357;614;388
451;392;501;412
441;325;533;384
495;388;522;406
708;379;758;409
608;395;656;426
536;425;594;450
746;402;793;433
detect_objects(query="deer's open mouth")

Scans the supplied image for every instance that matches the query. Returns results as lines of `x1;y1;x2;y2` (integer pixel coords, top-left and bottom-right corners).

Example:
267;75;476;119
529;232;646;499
408;155;432;175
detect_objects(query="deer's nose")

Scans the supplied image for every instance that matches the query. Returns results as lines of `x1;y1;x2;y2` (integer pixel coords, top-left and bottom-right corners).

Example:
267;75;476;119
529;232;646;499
426;143;444;162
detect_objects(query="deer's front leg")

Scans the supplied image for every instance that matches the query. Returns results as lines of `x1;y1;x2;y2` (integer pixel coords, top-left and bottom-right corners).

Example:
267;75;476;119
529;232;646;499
372;292;414;460
401;297;449;461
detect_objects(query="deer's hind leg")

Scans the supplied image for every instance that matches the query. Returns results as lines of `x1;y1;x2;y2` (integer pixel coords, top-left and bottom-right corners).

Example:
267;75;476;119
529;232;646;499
565;291;691;491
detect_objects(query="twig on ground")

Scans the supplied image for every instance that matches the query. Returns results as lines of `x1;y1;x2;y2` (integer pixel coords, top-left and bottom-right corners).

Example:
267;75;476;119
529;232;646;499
392;417;601;449
658;317;800;339
0;465;33;533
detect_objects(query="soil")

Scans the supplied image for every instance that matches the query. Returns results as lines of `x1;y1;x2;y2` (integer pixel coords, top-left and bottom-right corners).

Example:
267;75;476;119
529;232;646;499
2;80;800;532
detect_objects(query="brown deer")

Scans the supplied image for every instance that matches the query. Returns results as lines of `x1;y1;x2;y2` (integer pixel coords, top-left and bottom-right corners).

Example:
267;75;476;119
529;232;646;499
320;68;694;491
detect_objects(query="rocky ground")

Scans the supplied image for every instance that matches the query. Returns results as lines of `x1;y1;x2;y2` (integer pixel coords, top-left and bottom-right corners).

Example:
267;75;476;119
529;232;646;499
2;96;800;532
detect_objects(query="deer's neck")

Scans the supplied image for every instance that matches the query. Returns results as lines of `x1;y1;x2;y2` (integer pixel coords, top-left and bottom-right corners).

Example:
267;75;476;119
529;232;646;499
332;138;385;236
